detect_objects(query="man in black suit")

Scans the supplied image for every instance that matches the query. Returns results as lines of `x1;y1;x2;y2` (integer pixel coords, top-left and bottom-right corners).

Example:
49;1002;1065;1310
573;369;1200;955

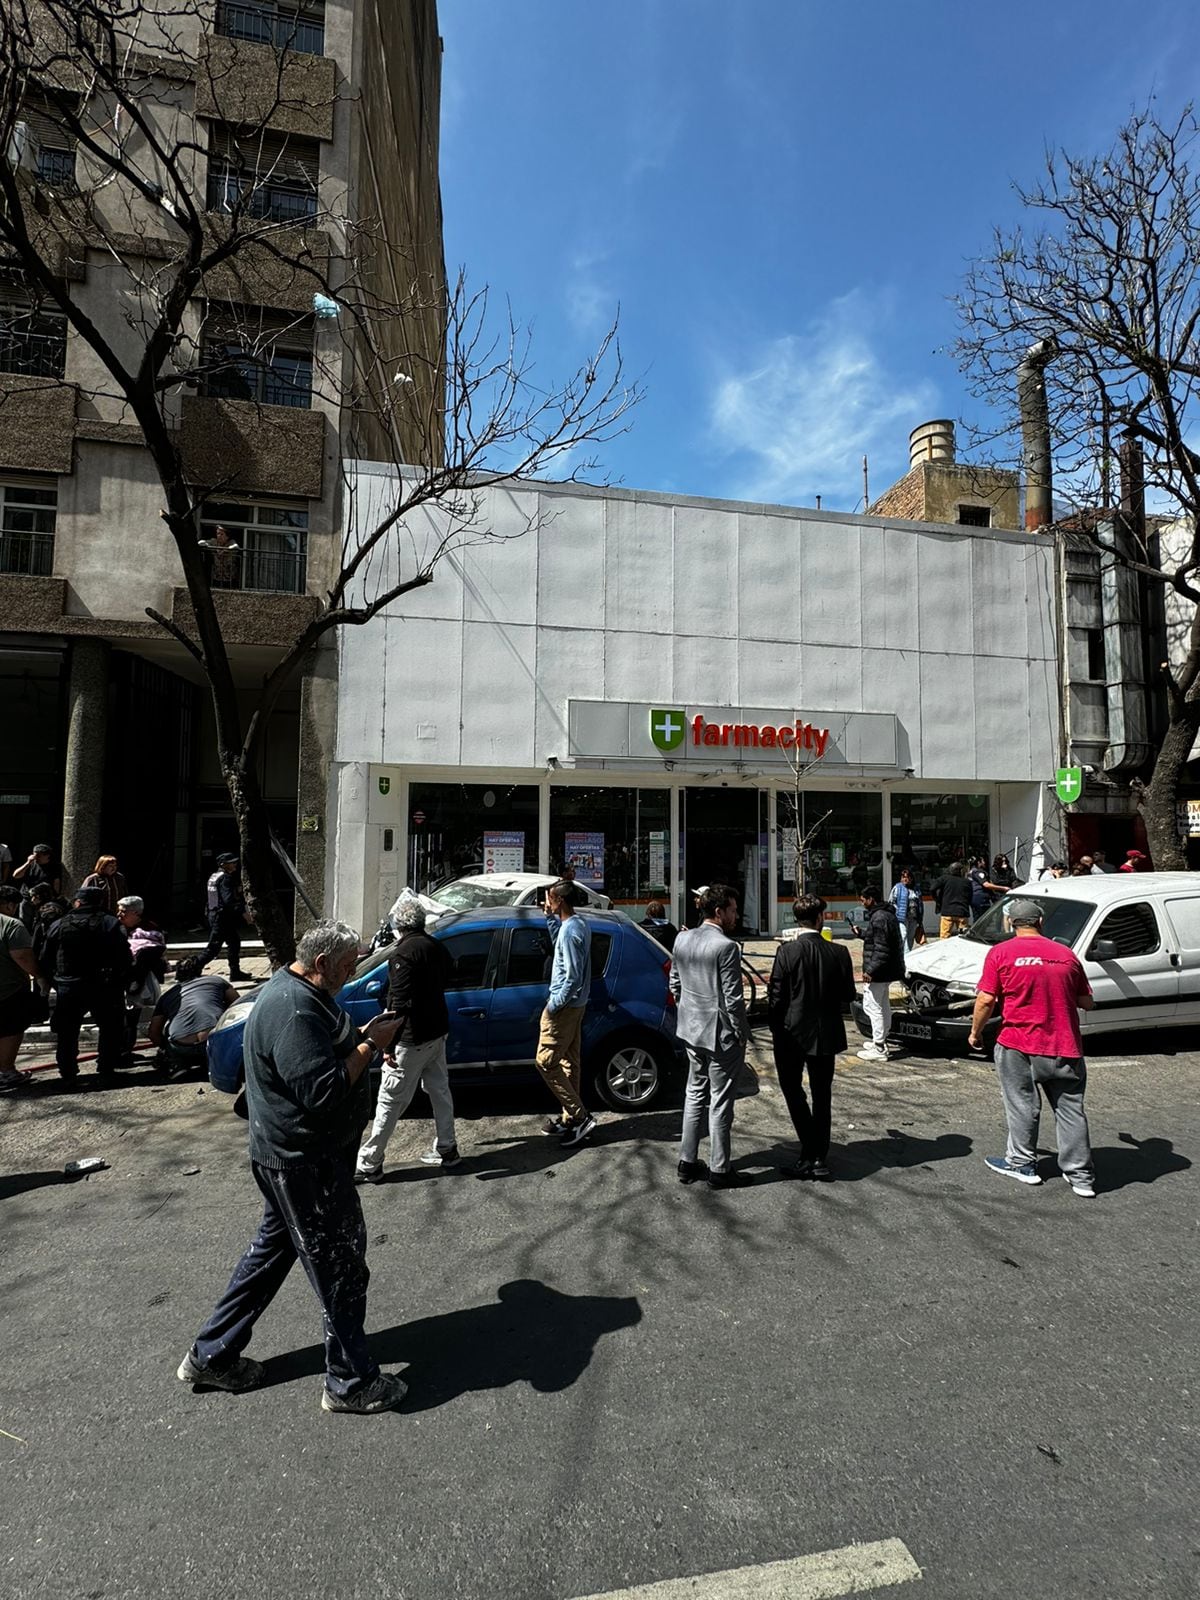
767;894;857;1180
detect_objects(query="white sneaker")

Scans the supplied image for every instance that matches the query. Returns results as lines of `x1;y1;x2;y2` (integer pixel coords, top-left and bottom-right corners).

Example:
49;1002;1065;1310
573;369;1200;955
856;1043;888;1061
1063;1174;1096;1198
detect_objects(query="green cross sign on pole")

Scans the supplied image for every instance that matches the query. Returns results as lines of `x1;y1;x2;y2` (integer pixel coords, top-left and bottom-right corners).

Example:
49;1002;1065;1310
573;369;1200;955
1055;766;1083;805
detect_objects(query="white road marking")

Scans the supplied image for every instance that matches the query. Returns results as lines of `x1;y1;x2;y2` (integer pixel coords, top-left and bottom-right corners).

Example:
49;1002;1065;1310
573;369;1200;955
570;1537;922;1600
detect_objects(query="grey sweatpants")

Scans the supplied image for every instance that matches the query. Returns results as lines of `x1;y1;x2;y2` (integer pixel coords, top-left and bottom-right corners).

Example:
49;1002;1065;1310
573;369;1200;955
994;1045;1093;1182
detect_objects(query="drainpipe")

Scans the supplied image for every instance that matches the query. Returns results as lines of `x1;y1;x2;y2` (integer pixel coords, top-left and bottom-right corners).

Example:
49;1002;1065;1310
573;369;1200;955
1099;438;1153;774
1018;336;1058;530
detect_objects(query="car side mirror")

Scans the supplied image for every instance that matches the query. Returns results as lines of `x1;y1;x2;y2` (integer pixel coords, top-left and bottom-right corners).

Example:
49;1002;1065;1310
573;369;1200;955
1089;938;1118;961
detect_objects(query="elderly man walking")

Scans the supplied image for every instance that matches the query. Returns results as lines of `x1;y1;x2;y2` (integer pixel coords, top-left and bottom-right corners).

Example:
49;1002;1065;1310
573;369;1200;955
969;898;1096;1198
355;898;459;1181
672;883;751;1190
177;920;408;1412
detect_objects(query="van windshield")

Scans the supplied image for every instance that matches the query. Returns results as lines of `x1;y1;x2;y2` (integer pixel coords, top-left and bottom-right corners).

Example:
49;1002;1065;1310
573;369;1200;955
962;895;1093;950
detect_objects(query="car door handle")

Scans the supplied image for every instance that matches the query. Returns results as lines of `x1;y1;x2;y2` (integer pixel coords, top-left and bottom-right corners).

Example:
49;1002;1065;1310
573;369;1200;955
1170;952;1181;967
457;1007;487;1018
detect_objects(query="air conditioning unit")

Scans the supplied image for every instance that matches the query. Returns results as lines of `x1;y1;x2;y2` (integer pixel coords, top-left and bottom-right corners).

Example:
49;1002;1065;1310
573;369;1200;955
6;121;40;173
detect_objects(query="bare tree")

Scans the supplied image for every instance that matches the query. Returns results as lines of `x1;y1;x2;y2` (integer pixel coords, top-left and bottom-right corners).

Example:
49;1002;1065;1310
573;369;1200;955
0;0;640;962
956;105;1200;867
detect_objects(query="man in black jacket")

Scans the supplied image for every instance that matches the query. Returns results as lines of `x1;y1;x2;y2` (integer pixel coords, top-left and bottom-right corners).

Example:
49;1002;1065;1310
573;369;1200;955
852;886;905;1063
932;861;973;939
42;885;132;1083
200;853;251;982
768;894;857;1180
355;898;459;1181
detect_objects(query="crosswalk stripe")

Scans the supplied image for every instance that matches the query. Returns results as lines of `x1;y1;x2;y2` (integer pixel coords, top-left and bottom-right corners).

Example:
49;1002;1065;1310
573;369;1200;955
569;1537;923;1600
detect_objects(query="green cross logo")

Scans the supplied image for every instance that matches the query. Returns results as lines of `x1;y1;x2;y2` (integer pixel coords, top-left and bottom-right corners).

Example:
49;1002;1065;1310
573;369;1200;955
1055;766;1082;805
378;776;390;795
650;708;685;753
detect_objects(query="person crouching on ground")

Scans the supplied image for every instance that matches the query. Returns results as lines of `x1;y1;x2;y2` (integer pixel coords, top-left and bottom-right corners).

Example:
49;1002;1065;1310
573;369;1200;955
355;897;460;1182
148;957;238;1080
535;880;597;1148
968;898;1096;1198
177;920;408;1412
852;886;904;1062
672;883;751;1190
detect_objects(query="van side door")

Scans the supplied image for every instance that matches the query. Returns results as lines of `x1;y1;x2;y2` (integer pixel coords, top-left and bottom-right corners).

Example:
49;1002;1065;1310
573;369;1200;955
1162;895;1200;1023
1081;900;1178;1028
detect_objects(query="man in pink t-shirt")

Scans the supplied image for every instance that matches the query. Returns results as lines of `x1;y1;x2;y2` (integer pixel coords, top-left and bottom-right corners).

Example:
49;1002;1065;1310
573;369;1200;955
968;898;1096;1197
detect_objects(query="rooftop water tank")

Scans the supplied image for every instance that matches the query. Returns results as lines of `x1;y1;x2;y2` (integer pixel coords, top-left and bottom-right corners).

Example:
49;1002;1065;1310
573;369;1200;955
909;419;956;469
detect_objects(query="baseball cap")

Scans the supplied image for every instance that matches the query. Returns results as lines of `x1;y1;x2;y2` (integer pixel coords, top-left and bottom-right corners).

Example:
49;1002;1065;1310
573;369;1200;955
689;885;710;897
75;885;107;908
32;842;53;853
217;852;239;865
1005;898;1045;926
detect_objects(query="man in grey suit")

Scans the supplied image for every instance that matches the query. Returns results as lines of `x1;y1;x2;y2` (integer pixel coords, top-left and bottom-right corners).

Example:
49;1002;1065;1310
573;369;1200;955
767;894;857;1180
670;883;752;1190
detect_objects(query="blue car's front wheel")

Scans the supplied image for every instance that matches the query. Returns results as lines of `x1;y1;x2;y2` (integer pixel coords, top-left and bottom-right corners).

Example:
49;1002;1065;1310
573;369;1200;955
592;1036;668;1111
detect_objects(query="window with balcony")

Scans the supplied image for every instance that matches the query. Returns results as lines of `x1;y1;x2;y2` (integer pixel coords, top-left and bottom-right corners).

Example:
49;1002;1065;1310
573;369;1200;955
201;308;314;408
199;500;308;594
0;478;57;576
15;93;78;192
206;125;319;223
0;275;67;379
215;0;325;55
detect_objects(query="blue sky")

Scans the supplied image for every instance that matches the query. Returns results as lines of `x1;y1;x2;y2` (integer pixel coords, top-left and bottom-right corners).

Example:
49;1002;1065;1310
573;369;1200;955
437;0;1199;511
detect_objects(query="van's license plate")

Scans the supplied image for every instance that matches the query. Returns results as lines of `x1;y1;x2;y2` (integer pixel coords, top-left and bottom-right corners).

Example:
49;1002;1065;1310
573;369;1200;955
893;1019;932;1040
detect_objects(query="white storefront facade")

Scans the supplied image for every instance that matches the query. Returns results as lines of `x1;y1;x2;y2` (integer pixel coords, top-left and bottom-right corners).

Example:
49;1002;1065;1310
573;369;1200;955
328;467;1062;936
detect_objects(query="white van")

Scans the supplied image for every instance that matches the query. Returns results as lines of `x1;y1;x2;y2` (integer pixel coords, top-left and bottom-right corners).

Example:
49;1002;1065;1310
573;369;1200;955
891;872;1200;1049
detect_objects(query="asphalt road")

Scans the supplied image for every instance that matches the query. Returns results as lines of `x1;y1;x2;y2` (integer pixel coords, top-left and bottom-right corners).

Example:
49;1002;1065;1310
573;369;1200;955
2;1026;1197;1600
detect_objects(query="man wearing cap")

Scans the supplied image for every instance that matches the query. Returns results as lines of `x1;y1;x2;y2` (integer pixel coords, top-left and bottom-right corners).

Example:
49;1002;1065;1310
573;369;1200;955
968;897;1096;1198
200;854;251;982
1119;849;1151;873
41;885;132;1083
12;843;64;931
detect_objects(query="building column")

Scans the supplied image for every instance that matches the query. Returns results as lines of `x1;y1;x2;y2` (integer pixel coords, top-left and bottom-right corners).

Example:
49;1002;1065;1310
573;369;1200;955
60;638;110;886
295;641;339;934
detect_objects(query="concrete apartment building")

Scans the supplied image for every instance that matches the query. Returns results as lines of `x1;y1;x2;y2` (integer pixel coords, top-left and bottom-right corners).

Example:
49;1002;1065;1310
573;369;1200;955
0;0;444;921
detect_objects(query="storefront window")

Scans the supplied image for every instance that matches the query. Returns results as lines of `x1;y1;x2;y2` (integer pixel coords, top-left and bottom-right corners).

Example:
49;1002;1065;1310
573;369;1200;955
549;787;670;909
407;782;539;890
890;793;990;886
776;791;883;914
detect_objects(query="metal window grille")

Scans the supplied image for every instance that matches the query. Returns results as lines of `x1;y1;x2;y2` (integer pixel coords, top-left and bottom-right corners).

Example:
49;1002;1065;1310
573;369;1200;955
200;502;308;594
0;481;57;576
206;125;319;222
215;0;325;54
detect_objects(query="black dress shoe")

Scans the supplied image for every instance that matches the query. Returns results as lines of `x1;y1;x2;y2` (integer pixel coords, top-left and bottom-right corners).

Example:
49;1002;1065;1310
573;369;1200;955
707;1170;753;1190
779;1160;814;1180
677;1159;709;1185
810;1160;833;1181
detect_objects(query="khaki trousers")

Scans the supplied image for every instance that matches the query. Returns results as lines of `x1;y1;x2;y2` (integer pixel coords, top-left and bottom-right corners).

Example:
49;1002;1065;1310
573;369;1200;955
535;1004;587;1124
939;916;969;939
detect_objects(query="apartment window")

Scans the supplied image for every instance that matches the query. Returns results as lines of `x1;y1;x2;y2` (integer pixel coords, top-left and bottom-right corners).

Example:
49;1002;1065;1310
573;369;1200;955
0;479;57;576
16;93;78;192
215;0;325;54
199;500;308;594
957;504;992;528
201;308;313;408
0;276;67;379
1086;628;1106;681
206;126;319;223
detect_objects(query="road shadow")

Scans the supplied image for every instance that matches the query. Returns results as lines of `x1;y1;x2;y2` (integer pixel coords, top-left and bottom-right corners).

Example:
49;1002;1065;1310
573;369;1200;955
737;1127;973;1184
1094;1132;1191;1193
463;1107;680;1181
0;1168;78;1201
262;1278;642;1410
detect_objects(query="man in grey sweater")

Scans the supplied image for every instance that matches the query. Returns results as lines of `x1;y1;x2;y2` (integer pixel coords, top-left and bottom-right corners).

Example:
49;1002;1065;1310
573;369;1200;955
177;921;406;1413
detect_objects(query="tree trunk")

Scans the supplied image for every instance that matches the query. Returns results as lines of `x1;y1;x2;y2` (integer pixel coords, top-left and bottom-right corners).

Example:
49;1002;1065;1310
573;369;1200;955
1140;707;1199;869
224;757;296;969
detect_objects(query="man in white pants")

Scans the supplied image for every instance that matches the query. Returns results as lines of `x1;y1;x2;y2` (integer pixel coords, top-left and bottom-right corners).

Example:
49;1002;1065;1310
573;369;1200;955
355;899;459;1181
852;887;905;1062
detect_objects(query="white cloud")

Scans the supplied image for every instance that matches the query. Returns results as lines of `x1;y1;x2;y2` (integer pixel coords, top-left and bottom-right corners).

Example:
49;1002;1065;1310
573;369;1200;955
708;292;936;508
564;248;614;336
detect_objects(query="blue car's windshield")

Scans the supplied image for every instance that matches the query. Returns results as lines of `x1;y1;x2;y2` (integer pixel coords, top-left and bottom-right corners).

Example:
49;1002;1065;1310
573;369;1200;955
962;894;1092;950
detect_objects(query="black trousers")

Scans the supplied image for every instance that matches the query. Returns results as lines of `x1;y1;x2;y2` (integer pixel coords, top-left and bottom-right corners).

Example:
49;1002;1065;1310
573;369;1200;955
192;1150;378;1399
773;1043;836;1161
52;977;126;1078
201;911;243;974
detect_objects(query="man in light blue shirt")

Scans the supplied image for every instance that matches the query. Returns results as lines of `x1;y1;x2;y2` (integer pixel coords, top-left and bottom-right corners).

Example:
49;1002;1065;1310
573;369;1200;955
536;880;595;1147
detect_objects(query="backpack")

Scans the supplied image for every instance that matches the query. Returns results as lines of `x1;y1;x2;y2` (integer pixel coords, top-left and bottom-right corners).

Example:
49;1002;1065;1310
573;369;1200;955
206;870;223;913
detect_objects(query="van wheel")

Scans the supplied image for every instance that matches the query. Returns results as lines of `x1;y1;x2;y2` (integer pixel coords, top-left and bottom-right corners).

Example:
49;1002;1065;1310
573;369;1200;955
592;1037;666;1111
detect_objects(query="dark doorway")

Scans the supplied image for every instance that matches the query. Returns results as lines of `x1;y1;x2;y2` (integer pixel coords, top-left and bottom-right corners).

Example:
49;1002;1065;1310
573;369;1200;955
682;787;765;932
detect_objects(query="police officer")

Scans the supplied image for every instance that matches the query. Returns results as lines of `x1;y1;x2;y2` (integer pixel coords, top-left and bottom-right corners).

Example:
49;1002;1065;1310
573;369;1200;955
42;885;132;1084
200;853;251;982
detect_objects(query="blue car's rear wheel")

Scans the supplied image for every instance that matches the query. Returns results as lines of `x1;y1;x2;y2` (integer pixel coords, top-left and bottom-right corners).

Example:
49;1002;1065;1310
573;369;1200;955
592;1037;666;1111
